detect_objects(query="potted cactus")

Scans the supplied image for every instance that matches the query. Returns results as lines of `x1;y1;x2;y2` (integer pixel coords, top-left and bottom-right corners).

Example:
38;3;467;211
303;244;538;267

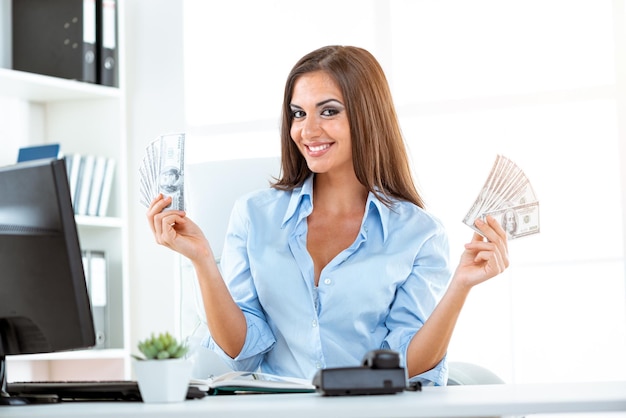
133;332;192;403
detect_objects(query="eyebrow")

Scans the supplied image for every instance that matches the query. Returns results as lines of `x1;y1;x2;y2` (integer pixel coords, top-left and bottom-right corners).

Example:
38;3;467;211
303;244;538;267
290;98;344;109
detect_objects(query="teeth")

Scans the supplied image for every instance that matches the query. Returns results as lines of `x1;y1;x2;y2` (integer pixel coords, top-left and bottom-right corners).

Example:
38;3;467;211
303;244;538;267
308;144;330;152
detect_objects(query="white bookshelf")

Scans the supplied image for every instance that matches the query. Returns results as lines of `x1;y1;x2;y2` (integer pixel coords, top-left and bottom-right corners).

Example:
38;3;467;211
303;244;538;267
0;67;120;101
1;12;130;382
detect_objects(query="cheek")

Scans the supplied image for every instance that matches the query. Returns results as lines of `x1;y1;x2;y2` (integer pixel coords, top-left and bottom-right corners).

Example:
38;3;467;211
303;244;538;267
290;124;300;142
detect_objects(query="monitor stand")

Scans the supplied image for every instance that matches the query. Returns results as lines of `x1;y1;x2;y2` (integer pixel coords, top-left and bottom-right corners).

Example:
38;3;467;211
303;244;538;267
0;354;28;405
0;354;58;405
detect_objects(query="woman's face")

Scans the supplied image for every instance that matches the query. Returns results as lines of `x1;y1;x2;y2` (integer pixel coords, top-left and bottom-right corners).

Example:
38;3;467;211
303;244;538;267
289;71;353;176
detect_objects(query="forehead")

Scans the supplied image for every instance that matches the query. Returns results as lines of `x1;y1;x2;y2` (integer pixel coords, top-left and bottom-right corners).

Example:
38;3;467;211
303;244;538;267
291;71;343;103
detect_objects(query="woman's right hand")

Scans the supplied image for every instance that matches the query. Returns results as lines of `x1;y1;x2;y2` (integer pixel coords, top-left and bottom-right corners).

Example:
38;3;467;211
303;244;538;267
146;194;213;263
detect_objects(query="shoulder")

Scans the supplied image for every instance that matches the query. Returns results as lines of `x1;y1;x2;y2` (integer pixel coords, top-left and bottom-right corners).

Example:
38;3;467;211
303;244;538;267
231;187;291;221
235;186;287;207
379;199;449;257
388;199;447;236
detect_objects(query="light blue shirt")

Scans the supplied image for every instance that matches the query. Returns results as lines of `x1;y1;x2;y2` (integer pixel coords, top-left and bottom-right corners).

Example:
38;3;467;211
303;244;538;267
205;175;451;385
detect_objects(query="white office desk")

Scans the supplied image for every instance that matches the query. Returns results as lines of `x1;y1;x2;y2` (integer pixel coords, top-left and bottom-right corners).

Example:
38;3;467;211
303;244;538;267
2;381;625;418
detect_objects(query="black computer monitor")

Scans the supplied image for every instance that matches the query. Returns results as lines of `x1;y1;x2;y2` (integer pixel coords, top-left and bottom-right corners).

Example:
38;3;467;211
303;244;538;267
0;158;96;405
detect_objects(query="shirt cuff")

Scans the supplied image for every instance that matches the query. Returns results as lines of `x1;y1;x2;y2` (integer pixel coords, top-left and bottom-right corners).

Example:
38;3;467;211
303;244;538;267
407;354;449;386
201;314;276;371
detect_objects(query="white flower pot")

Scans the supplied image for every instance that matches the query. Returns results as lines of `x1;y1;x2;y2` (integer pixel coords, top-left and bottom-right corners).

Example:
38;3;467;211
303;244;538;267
133;358;192;403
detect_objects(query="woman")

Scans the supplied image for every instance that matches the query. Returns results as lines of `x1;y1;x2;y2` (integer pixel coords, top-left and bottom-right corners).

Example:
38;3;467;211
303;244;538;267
147;45;509;386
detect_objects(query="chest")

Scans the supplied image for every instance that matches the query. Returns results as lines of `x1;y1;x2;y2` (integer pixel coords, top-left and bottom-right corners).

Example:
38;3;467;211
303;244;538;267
306;211;363;283
242;209;426;316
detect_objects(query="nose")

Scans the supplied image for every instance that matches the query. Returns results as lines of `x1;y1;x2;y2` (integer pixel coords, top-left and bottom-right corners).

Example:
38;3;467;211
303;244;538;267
301;115;322;140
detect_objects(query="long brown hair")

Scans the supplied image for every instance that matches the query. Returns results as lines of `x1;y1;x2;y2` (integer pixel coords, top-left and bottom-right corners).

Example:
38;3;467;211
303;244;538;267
272;45;424;209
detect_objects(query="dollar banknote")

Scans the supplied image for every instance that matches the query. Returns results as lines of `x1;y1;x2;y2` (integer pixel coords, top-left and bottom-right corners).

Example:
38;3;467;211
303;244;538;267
483;201;540;240
139;133;185;211
463;155;539;239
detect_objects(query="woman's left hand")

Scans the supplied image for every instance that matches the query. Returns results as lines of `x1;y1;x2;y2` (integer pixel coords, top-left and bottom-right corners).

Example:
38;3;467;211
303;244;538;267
455;215;509;288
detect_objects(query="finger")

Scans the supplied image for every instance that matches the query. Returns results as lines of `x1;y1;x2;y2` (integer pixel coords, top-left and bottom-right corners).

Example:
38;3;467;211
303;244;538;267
468;237;508;274
474;216;507;251
148;194;172;214
146;194;167;233
161;212;184;229
472;246;506;276
148;196;182;236
154;214;174;245
484;215;509;268
485;215;507;241
149;193;163;207
473;218;495;241
157;212;187;245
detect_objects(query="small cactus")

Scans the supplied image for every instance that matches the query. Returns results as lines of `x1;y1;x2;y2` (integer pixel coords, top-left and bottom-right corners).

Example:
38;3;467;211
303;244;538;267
136;332;188;360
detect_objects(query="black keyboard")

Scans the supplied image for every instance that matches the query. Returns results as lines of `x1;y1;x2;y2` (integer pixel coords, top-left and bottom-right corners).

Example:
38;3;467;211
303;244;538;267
7;380;208;402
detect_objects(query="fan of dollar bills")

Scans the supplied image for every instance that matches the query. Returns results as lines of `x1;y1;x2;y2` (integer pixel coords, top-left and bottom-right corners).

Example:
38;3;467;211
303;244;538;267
463;154;540;240
139;133;186;211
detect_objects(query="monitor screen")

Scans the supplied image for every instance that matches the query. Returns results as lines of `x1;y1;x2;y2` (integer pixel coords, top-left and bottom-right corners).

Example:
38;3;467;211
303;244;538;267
0;158;95;405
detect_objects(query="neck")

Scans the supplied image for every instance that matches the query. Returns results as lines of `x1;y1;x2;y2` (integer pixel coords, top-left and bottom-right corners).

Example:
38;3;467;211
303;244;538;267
313;172;368;215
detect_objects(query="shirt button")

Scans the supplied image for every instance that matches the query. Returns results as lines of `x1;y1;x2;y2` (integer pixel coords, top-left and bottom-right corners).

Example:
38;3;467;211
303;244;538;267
312;319;318;327
323;278;331;285
315;362;322;369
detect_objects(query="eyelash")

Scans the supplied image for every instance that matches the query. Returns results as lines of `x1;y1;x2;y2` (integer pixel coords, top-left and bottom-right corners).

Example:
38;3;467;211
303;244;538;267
322;107;340;117
291;107;341;119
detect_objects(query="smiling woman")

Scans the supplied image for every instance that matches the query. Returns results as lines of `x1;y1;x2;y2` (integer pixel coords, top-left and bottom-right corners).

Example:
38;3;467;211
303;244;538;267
148;44;511;387
275;47;423;210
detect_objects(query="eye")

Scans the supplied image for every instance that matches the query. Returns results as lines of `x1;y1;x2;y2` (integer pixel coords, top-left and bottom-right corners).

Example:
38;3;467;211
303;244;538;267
321;107;341;117
291;109;305;119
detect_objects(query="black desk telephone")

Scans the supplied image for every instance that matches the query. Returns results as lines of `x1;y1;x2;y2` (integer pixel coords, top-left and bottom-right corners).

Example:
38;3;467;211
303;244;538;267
312;349;420;396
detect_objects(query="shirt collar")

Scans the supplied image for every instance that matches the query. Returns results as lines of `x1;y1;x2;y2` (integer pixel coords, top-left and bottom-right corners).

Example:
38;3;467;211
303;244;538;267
364;191;390;243
282;175;314;227
282;175;391;243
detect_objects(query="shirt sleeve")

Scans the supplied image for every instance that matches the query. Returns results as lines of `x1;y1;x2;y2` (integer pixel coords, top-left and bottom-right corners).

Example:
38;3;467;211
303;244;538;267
382;224;452;386
203;195;276;371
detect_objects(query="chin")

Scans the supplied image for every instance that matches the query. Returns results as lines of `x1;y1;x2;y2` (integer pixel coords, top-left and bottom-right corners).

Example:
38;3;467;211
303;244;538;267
305;161;329;174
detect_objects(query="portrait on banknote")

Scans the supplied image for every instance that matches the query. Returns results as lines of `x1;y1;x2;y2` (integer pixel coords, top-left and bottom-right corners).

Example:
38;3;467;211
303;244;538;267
139;133;185;212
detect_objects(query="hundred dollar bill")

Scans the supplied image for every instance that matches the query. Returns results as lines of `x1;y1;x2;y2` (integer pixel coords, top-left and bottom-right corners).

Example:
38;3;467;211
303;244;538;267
138;133;185;212
463;154;540;240
483;201;540;240
158;133;185;211
462;155;504;226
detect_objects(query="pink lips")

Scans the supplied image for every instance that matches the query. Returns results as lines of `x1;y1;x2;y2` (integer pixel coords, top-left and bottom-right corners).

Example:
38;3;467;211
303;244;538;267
305;142;332;157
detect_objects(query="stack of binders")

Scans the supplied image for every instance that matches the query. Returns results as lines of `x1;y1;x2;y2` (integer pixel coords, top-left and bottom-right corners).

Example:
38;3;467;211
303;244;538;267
12;0;118;87
66;153;117;217
16;145;116;217
82;250;109;349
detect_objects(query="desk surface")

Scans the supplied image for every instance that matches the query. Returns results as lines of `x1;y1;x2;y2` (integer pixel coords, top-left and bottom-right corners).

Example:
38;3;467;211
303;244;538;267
2;381;626;418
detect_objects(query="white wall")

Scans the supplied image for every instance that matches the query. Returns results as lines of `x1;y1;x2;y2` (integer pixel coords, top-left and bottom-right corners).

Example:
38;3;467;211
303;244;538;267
123;0;626;383
124;0;185;350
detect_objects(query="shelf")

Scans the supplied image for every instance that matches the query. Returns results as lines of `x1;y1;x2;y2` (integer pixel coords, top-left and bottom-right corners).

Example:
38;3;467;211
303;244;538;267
0;3;130;381
7;348;129;362
75;215;124;229
0;67;120;102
